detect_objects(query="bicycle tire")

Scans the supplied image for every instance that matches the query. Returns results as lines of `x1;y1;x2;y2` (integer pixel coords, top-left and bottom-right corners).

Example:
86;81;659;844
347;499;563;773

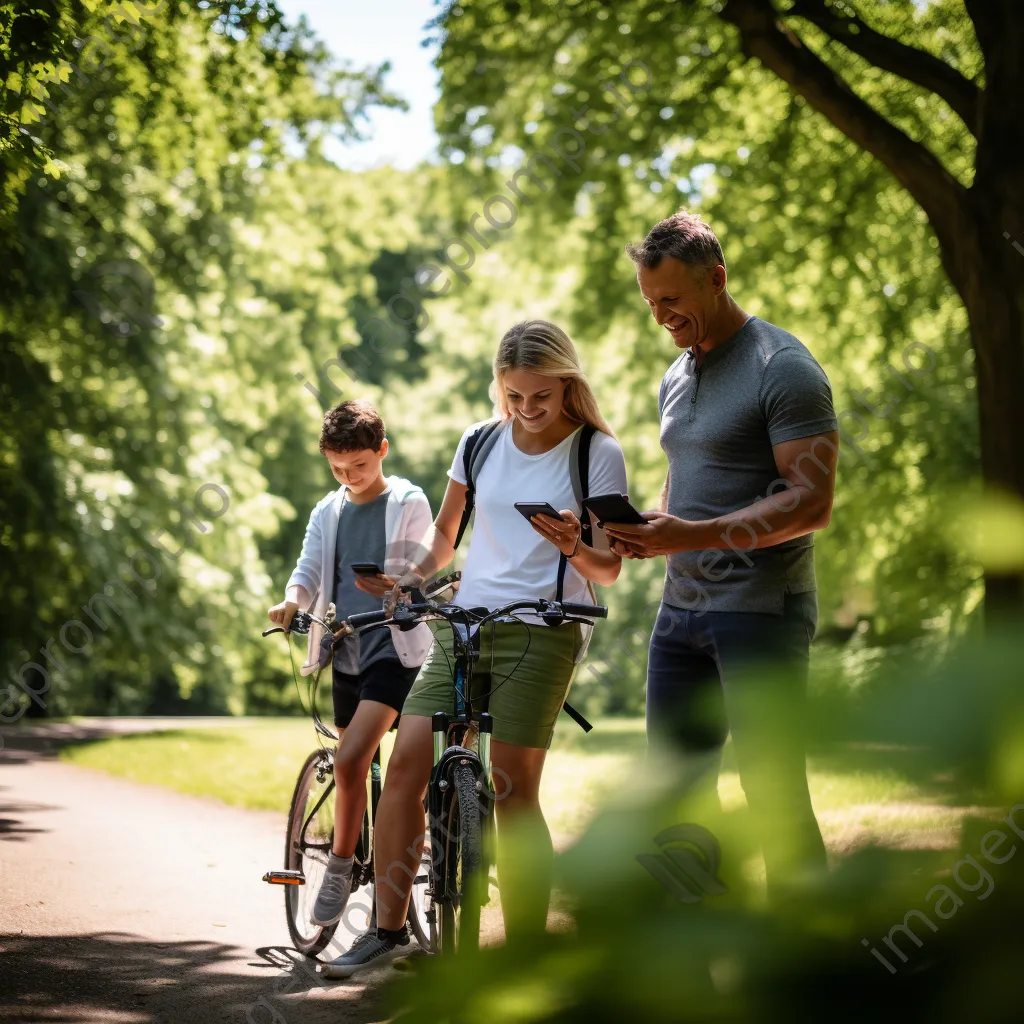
407;802;433;950
284;749;345;956
435;761;485;953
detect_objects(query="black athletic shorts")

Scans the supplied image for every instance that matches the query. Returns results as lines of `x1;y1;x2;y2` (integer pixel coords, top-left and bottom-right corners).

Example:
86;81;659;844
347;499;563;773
331;659;420;729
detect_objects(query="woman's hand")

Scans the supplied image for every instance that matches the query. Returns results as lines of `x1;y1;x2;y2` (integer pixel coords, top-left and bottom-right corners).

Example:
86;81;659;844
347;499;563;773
529;509;582;558
354;573;400;598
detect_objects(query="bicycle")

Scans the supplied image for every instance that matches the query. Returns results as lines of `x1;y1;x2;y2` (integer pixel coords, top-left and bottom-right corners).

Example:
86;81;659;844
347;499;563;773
259;607;432;958
345;591;607;954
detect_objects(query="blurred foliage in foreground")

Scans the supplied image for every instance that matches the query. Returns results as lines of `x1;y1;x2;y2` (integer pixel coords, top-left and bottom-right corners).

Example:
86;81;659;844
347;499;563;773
2;1;1019;720
387;627;1024;1023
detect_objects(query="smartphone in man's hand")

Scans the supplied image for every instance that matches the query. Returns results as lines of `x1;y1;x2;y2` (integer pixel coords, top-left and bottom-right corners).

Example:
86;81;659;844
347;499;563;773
581;493;648;526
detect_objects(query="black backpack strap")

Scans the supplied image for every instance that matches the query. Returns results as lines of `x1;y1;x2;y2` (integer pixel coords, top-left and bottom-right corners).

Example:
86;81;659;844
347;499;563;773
454;421;502;550
561;700;593;732
555;425;597;603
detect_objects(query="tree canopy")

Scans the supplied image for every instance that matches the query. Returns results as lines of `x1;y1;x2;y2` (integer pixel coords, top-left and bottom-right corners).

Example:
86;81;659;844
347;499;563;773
0;0;1014;720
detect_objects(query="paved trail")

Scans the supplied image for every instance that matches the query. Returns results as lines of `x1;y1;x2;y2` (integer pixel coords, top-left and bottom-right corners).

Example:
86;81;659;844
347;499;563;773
0;720;410;1024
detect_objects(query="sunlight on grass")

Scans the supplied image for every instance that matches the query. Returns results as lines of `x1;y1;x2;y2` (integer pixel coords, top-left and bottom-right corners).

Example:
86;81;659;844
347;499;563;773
61;719;336;812
60;717;982;853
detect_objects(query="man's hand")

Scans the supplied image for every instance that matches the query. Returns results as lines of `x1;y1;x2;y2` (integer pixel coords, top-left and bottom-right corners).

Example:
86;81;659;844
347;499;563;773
268;600;299;629
608;537;650;560
354;573;400;598
604;511;695;558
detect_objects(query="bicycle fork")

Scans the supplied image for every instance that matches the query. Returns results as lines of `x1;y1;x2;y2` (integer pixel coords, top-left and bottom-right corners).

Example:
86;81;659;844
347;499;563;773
431;711;494;782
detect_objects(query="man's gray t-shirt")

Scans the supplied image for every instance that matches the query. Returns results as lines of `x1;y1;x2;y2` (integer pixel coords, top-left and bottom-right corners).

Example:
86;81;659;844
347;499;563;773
333;489;398;673
659;316;838;615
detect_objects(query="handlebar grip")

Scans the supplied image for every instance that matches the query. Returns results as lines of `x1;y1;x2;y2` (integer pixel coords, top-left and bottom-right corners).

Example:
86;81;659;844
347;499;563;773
347;609;391;628
288;611;312;635
559;602;608;618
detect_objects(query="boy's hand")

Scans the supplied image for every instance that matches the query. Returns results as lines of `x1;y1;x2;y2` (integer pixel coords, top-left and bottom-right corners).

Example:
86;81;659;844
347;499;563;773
354;573;399;598
268;600;300;629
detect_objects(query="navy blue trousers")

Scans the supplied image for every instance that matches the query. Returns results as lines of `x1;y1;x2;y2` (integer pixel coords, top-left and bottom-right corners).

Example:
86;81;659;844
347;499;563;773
646;591;827;892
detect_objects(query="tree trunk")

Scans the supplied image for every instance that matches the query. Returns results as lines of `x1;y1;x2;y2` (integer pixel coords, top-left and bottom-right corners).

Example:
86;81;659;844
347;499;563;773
957;218;1024;620
721;0;1024;623
947;1;1024;622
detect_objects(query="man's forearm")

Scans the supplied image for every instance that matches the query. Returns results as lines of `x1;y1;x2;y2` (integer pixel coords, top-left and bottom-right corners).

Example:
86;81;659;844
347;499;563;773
659;473;669;514
683;486;831;553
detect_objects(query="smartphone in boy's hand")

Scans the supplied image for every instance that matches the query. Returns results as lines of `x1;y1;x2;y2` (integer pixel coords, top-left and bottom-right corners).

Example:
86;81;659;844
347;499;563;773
350;562;384;576
353;569;399;599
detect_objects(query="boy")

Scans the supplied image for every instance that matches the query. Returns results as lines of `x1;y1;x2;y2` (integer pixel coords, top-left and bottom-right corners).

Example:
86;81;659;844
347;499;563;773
268;399;433;930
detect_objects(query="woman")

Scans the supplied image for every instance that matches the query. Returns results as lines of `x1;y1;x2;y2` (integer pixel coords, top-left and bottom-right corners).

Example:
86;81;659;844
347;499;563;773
326;319;628;976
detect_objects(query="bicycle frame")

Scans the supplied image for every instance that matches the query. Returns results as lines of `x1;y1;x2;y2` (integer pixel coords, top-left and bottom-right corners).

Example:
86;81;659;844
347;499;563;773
263;610;381;886
345;593;606;950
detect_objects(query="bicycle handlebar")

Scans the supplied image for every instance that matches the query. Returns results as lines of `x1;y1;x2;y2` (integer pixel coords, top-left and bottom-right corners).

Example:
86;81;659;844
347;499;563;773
260;609;330;638
344;597;607;634
559;601;609;619
261;598;607;640
346;608;391;628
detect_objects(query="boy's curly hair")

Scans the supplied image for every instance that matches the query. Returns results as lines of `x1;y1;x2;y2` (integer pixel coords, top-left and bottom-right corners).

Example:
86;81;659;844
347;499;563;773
319;400;386;454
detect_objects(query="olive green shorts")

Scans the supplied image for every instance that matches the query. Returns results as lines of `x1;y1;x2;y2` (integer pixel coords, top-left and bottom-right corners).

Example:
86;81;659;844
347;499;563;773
400;620;583;749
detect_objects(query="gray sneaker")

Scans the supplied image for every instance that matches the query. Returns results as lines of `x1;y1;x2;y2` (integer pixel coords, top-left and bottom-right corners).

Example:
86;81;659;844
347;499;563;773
321;927;412;979
309;861;354;927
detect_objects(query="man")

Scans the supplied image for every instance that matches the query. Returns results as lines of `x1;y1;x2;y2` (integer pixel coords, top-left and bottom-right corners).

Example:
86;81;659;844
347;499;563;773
605;210;838;897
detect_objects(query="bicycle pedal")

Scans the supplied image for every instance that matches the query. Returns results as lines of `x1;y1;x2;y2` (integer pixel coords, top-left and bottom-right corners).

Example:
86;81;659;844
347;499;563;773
263;869;305;885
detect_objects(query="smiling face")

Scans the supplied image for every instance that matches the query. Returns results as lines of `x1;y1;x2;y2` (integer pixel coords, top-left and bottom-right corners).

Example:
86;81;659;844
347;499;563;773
637;256;728;351
501;368;570;434
323;440;388;496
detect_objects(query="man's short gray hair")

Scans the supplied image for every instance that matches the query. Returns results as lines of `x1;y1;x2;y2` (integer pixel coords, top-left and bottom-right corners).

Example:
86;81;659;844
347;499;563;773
625;209;725;276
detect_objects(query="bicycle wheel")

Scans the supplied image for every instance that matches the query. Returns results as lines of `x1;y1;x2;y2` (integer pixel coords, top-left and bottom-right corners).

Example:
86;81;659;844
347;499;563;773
407;802;433;950
284;749;360;956
434;761;486;954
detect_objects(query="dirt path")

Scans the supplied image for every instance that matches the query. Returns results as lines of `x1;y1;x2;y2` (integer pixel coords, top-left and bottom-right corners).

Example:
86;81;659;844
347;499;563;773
0;720;409;1024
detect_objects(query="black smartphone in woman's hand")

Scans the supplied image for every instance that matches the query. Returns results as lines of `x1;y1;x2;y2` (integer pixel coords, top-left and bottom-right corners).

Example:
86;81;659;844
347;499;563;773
514;501;564;522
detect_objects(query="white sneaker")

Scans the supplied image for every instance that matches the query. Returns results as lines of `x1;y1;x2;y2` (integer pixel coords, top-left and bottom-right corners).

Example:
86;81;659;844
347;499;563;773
322;927;412;979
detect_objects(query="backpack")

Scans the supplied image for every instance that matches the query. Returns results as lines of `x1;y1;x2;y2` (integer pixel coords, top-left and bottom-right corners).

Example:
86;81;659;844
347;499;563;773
451;420;600;721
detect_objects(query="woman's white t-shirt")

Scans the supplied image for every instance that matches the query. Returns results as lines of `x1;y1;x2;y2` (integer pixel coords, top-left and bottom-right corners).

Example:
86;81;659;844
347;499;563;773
448;419;629;611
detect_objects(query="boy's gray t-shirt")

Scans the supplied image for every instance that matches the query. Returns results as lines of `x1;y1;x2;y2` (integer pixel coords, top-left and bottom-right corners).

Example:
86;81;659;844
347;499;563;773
659;315;838;615
333;488;398;673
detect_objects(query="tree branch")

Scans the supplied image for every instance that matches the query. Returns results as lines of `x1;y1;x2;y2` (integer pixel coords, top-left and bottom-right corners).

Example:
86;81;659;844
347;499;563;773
787;0;979;132
719;0;967;232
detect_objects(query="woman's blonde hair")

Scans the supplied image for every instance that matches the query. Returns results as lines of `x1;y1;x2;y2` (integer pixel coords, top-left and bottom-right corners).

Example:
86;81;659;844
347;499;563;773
490;320;615;437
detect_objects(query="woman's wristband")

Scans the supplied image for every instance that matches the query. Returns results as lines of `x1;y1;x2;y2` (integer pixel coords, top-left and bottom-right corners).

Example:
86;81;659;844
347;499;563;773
566;534;582;559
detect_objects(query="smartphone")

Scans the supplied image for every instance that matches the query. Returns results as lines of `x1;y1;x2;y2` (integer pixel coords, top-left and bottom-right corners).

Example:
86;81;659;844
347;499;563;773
350;562;384;576
581;493;648;526
514;501;564;523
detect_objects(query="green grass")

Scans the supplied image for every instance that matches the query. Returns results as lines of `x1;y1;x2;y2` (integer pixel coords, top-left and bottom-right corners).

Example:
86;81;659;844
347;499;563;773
59;717;987;852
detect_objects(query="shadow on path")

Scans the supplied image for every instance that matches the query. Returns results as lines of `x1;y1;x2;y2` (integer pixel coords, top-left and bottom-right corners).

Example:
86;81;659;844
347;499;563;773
0;932;385;1024
0;718;243;767
0;784;57;841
